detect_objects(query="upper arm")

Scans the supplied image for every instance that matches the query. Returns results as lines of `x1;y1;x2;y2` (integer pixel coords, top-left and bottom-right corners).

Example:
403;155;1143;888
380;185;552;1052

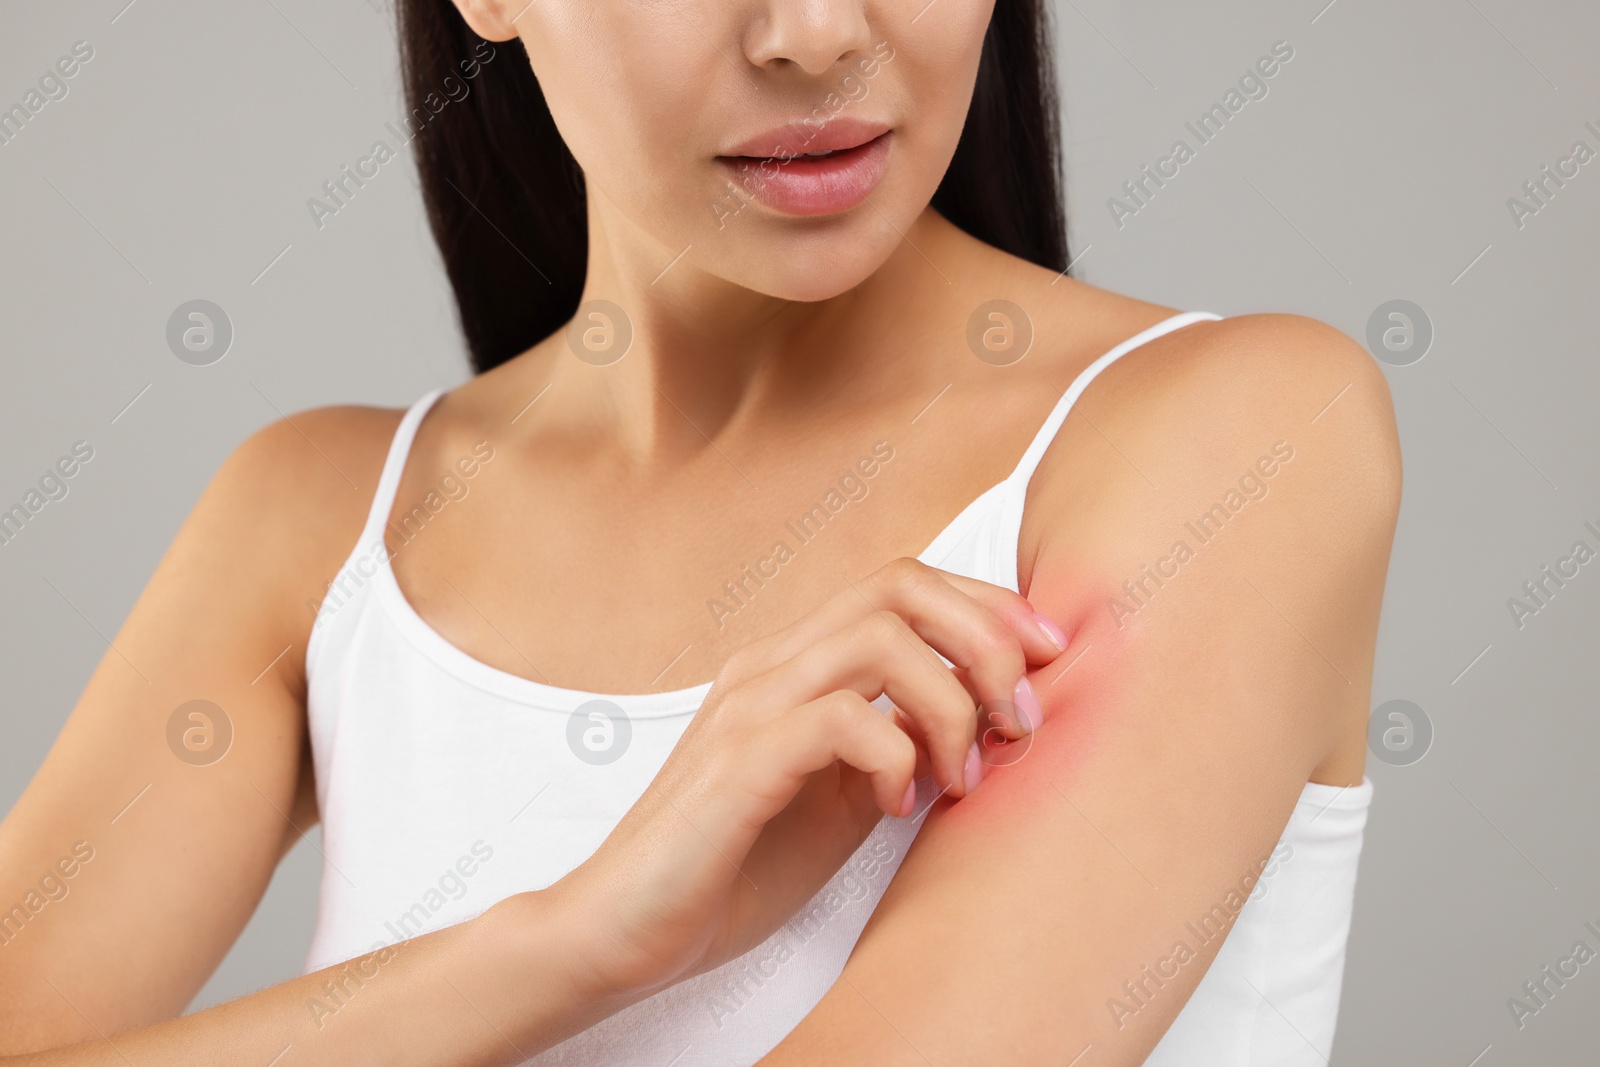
0;406;395;1053
761;314;1402;1065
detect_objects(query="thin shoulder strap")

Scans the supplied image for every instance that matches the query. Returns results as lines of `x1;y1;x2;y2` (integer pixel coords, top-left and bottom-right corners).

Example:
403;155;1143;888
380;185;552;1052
1005;311;1223;492
987;311;1222;592
358;387;447;545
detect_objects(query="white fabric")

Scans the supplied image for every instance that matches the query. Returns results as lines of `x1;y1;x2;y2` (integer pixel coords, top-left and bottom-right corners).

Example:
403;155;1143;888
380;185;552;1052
302;310;1372;1065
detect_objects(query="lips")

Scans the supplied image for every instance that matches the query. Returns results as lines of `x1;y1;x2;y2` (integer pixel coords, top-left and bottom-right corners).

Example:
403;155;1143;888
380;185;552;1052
721;116;891;160
716;118;894;217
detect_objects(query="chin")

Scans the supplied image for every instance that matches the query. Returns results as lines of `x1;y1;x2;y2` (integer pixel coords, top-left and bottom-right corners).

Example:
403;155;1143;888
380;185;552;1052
702;216;912;302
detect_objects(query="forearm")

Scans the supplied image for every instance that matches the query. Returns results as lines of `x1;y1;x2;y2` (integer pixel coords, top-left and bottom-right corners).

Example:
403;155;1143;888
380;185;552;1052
2;891;606;1067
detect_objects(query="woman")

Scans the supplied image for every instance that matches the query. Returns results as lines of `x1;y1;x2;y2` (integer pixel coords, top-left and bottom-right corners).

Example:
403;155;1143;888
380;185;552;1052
0;1;1400;1064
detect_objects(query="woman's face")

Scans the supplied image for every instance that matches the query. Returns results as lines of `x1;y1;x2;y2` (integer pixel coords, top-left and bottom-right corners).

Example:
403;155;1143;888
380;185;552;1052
464;0;996;301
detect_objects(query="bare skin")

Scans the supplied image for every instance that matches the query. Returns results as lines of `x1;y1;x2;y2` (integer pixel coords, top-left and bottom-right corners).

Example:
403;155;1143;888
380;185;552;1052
381;209;1377;784
0;0;1398;1062
0;207;1395;1065
0;392;1064;1064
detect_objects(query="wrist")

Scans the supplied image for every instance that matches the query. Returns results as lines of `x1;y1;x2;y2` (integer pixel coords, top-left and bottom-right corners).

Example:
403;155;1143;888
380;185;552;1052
478;879;638;1030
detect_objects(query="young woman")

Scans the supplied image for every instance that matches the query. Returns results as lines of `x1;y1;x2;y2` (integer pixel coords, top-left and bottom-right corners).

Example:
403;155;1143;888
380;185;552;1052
0;1;1400;1064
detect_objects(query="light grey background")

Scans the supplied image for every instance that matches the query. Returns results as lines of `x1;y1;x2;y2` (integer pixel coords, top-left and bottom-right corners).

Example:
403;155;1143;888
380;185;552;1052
2;0;1596;1062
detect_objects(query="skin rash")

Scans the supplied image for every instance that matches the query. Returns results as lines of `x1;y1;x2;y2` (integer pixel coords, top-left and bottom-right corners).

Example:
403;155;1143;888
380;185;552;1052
945;566;1133;823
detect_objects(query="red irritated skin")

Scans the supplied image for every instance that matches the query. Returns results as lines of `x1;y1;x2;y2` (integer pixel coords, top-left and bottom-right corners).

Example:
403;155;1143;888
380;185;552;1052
760;314;1401;1066
951;565;1135;824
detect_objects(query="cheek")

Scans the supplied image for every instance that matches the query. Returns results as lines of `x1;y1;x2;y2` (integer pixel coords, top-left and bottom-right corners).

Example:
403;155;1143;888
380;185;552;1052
871;4;995;182
515;0;999;296
520;5;708;201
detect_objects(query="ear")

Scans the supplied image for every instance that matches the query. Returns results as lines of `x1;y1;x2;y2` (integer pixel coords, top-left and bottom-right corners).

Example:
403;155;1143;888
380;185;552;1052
448;0;521;42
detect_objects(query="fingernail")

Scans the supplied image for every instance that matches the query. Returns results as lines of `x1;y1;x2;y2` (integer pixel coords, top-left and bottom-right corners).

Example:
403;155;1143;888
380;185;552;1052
963;742;984;794
900;780;917;818
1034;612;1068;653
1014;676;1043;734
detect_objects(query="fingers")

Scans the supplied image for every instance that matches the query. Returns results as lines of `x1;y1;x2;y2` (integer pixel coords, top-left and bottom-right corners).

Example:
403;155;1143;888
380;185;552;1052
760;690;920;819
886;704;935;781
579;563;1067;993
739;611;980;798
936;570;1069;665
704;556;1070;818
851;560;1056;740
721;558;1064;693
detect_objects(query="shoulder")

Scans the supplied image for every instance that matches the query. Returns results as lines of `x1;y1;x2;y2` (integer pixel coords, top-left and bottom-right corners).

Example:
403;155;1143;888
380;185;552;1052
1118;310;1396;491
226;403;406;487
764;306;1403;1065
954;240;1394;456
1026;309;1401;577
185;402;409;650
1018;306;1403;743
1015;307;1403;749
213;403;406;555
1090;310;1397;439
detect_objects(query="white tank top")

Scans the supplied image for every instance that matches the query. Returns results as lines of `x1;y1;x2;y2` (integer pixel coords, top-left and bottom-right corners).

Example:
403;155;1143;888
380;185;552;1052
302;311;1374;1065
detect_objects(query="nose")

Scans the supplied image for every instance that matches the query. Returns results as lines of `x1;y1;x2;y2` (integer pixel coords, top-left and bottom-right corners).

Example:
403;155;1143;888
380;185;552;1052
741;0;875;76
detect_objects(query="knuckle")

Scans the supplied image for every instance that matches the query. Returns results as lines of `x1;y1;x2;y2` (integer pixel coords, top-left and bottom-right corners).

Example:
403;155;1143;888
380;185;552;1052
713;653;746;690
903;683;968;737
819;688;856;715
717;638;775;692
970;620;1023;669
866;609;908;643
871;555;929;596
884;555;925;581
883;730;917;778
720;640;761;679
819;689;865;730
984;579;1030;611
703;672;761;731
707;662;744;705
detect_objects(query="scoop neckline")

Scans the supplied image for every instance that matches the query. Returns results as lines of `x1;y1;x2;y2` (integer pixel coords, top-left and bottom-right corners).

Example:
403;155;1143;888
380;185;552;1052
367;476;1007;715
344;310;1222;716
362;565;1381;804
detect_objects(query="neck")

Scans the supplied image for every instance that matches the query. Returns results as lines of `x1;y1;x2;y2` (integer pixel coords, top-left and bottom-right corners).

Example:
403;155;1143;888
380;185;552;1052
530;195;960;463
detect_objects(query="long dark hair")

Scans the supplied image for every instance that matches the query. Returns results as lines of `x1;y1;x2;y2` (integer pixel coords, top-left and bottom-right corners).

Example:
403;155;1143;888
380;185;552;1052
397;1;1069;375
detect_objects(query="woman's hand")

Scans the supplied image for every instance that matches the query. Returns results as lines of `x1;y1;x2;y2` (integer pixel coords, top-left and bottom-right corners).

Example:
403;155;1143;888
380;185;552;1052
534;556;1068;1004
